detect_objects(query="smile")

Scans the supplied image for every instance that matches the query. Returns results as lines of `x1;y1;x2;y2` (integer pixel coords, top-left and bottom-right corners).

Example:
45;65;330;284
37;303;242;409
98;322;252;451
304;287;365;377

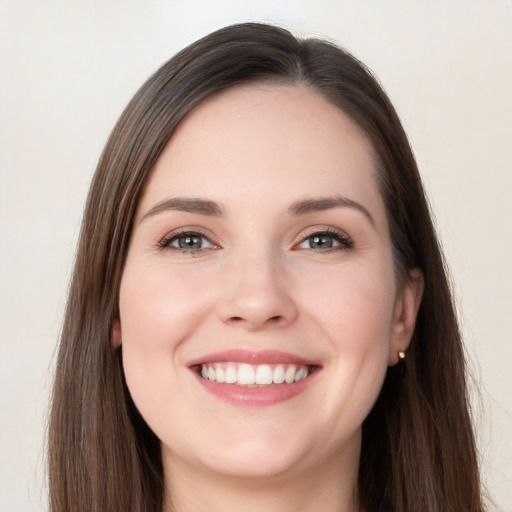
199;362;313;386
188;349;321;406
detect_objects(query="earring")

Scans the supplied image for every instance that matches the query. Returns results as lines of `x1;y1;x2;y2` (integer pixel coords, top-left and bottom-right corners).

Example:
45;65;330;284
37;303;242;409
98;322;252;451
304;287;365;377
398;351;406;360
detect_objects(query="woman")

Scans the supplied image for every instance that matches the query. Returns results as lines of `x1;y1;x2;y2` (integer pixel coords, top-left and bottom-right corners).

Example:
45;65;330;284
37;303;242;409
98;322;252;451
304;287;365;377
48;23;484;512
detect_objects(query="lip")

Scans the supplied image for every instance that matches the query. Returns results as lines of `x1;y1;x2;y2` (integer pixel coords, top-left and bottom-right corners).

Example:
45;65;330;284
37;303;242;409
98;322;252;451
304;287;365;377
188;349;321;406
187;349;320;367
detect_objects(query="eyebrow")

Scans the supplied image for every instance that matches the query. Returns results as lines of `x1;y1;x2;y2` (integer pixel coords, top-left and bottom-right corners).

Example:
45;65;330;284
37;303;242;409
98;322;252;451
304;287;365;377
141;194;375;226
141;197;223;221
287;196;375;226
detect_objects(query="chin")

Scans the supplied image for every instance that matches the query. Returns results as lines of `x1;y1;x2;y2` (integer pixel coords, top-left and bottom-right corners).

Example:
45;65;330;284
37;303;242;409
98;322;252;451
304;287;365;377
200;446;309;480
161;422;317;481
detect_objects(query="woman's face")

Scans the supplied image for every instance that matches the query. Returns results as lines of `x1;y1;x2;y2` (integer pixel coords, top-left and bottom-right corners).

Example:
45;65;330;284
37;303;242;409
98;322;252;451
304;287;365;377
117;84;419;481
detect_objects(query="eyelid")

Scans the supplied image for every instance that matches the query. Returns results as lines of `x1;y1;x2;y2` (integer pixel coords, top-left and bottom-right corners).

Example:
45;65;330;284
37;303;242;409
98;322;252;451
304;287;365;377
158;227;220;252
293;225;354;251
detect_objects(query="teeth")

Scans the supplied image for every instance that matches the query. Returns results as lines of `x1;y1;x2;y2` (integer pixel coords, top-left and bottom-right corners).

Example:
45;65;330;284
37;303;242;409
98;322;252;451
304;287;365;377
294;367;308;382
215;366;225;383
273;364;285;384
225;366;237;384
285;365;296;383
238;364;255;385
199;362;311;386
255;364;273;385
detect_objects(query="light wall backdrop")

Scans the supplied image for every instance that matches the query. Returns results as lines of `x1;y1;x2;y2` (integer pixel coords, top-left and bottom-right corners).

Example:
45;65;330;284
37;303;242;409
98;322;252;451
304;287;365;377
1;1;511;510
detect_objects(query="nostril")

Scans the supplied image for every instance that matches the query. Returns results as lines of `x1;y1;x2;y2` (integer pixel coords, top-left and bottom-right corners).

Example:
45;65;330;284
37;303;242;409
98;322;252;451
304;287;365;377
227;314;284;327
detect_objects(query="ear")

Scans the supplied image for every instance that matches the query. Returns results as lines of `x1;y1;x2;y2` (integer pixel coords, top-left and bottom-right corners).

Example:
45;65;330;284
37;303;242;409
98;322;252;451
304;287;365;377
112;318;122;349
389;268;424;366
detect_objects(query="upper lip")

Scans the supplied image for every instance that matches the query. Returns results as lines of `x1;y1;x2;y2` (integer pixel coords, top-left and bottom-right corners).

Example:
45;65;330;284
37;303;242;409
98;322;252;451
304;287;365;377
187;349;321;367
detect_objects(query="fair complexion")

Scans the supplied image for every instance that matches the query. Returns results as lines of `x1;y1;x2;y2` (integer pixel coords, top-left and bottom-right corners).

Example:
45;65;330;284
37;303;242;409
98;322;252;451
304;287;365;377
115;84;423;512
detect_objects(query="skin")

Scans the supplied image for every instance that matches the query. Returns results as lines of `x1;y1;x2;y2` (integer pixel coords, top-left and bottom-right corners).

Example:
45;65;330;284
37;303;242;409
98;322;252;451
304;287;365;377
115;84;423;512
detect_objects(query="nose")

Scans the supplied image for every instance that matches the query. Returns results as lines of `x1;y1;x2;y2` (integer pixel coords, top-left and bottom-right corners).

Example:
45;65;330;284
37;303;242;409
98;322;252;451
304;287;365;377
217;250;299;331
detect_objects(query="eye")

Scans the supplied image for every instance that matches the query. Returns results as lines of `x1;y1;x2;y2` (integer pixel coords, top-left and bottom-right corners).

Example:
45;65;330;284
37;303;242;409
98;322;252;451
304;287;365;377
159;230;216;252
296;229;353;251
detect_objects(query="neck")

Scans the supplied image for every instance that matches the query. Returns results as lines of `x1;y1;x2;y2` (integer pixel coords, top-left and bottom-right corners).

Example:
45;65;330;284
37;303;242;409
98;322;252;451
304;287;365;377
162;442;361;512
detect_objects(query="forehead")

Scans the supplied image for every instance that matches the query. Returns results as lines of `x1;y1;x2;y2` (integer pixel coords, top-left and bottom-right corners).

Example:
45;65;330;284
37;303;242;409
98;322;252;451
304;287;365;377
140;84;383;220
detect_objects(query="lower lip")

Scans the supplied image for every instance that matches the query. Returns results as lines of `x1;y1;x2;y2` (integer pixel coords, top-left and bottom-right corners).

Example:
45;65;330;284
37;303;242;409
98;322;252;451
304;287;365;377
193;371;319;406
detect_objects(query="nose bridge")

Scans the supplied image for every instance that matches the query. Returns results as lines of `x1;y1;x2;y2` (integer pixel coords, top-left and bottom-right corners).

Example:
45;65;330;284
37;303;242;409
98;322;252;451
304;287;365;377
218;241;297;329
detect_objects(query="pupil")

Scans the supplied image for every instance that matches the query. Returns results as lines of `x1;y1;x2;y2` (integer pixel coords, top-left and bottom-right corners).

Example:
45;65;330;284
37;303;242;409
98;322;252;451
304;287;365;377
179;235;201;249
311;235;333;249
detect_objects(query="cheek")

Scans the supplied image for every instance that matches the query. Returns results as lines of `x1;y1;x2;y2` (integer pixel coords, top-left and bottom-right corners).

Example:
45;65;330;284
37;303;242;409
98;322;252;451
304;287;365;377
118;264;197;398
303;264;395;419
117;259;229;406
306;261;396;347
119;262;212;349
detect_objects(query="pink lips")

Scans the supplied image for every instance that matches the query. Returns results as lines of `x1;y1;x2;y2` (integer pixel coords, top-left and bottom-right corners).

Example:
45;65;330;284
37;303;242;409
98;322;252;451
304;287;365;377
188;349;318;367
188;349;321;406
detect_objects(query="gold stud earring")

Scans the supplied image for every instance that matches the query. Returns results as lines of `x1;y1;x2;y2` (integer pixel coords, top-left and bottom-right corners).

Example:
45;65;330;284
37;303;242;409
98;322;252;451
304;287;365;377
398;351;406;360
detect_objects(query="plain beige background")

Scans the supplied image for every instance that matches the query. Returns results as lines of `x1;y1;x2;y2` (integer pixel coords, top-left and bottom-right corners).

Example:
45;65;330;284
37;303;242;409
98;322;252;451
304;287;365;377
1;1;511;510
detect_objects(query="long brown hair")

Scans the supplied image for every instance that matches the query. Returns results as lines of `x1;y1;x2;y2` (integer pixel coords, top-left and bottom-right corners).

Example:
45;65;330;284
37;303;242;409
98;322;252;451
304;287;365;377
48;23;484;512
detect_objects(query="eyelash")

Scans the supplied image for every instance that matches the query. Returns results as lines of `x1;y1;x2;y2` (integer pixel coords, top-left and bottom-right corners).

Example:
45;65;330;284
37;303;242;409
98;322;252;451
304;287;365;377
158;227;354;254
158;228;218;254
295;227;354;253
